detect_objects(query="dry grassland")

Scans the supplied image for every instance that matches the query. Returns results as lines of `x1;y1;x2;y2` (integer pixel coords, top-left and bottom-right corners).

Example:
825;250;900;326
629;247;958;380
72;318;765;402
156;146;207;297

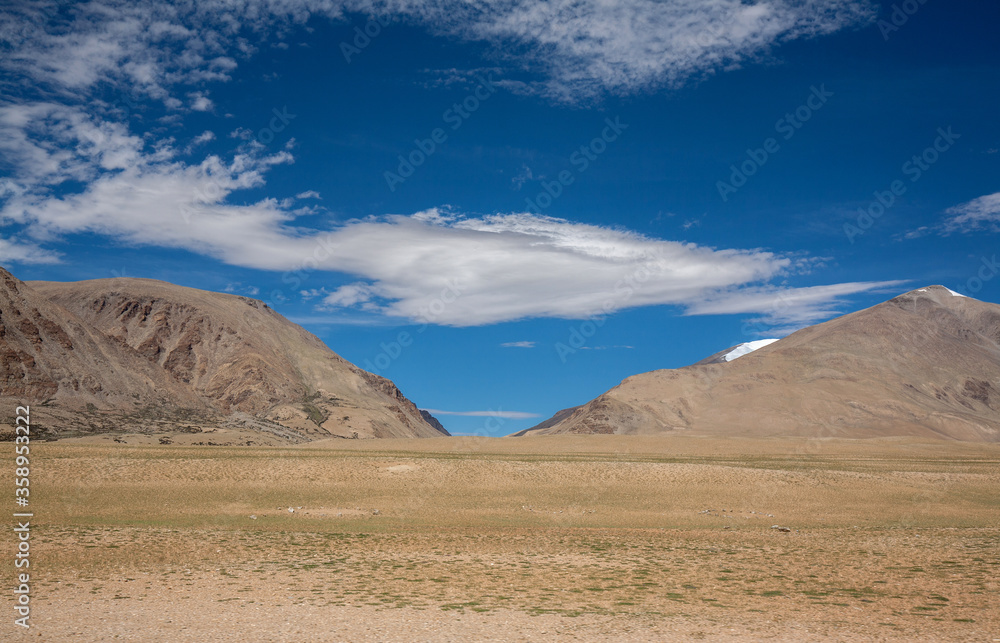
2;435;999;641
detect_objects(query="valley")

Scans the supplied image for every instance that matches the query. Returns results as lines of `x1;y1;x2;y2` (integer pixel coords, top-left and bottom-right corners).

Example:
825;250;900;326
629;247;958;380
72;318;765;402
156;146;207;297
3;436;998;641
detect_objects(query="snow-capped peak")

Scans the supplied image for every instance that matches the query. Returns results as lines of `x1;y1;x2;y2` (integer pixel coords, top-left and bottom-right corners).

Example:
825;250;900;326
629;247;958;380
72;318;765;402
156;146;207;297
723;339;779;362
913;285;974;299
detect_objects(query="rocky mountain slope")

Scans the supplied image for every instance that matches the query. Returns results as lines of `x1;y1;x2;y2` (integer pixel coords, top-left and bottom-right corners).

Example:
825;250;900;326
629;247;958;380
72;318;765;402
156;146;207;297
0;267;446;440
0;269;215;436
516;286;1000;441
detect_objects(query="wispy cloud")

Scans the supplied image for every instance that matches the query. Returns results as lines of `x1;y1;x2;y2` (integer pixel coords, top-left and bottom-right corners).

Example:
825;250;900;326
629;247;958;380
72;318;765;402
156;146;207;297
900;192;1000;240
0;1;874;105
501;341;536;348
0;101;897;328
223;282;261;296
0;0;886;330
413;0;875;101
422;409;541;419
0;237;61;264
686;281;908;334
192;131;216;144
511;164;535;190
941;192;1000;234
188;92;214;112
0;102;147;189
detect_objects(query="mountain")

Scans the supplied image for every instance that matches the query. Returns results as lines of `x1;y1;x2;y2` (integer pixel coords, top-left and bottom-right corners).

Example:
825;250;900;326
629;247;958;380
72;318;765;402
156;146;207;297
516;286;1000;442
0;267;446;440
0;269;215;437
419;410;448;435
694;339;780;365
509;406;579;437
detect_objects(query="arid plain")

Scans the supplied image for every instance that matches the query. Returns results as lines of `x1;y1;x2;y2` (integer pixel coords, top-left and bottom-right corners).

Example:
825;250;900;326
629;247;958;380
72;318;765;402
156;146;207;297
3;434;999;641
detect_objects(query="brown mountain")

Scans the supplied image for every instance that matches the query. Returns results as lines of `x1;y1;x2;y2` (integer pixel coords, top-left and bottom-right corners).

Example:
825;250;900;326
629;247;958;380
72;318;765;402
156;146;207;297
0;269;215;436
517;286;1000;442
419;409;448;434
0;267;446;440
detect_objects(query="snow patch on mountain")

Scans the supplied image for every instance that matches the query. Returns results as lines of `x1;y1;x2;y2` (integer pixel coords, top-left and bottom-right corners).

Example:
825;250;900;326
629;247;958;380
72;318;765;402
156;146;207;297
723;339;780;362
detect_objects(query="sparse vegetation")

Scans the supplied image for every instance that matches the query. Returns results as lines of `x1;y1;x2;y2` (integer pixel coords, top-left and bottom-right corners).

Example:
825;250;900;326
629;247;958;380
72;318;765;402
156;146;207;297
301;402;326;427
2;436;998;639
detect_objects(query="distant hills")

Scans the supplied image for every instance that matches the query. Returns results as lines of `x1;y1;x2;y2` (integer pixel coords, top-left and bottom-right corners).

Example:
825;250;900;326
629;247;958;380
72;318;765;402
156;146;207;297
0;267;447;441
5;268;997;444
515;286;1000;442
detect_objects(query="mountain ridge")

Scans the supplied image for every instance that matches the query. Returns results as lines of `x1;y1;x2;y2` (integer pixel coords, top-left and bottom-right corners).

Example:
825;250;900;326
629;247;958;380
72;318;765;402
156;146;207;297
517;286;1000;442
0;267;446;440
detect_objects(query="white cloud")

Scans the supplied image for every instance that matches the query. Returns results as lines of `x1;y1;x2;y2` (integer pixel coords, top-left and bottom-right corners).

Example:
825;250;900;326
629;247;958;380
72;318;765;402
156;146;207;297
229;127;253;140
0;237;61;265
9;164;891;326
422;409;541;419
192;131;216;145
897;225;932;241
0;0;892;335
686;280;908;334
941;192;1000;234
397;0;875;101
223;282;261;296
188;92;214;112
899;192;1000;240
1;1;268;102
182;130;217;154
0;107;300;268
0;103;146;190
310;210;800;325
323;282;378;309
0;103;899;329
511;164;535;190
299;287;329;301
501;341;536;348
1;1;874;104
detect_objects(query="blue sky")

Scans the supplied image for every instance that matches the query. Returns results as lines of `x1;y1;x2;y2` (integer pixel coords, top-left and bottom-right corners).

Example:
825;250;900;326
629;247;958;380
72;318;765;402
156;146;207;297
1;0;998;435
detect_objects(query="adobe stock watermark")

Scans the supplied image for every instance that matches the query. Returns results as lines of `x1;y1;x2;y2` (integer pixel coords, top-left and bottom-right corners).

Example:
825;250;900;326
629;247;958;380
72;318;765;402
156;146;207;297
478;409;507;436
340;13;393;63
253;107;296;146
954;255;999;296
451;410;509;438
267;230;346;307
844;126;960;243
878;0;931;41
384;75;498;192
525;117;628;213
363;280;464;374
180;106;296;225
12;404;32;629
554;260;658;362
717;85;833;202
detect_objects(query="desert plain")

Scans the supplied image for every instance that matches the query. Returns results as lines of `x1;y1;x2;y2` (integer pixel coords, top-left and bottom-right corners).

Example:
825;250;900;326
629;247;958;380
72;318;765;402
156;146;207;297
2;434;999;641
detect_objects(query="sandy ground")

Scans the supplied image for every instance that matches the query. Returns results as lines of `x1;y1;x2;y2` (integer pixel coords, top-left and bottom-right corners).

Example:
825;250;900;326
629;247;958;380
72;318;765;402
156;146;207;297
13;599;931;642
18;594;996;642
3;436;999;641
8;527;1000;642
